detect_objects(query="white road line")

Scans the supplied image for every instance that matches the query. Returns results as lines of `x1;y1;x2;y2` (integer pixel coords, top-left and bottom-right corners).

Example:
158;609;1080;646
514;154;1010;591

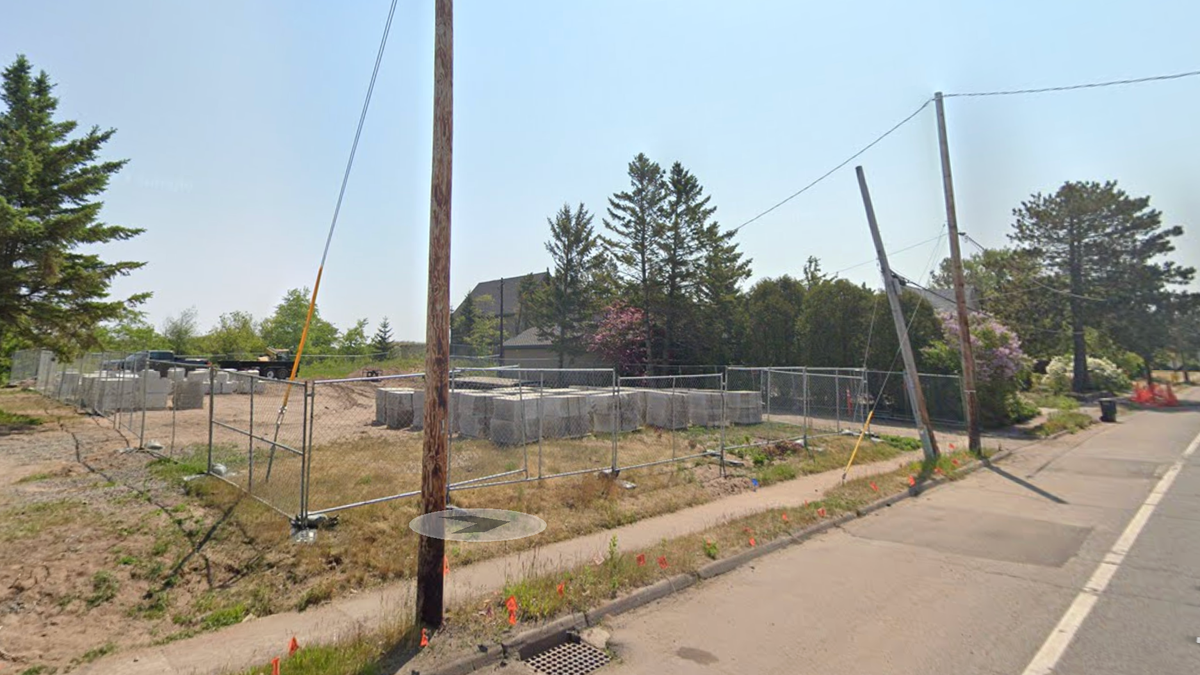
1021;430;1200;675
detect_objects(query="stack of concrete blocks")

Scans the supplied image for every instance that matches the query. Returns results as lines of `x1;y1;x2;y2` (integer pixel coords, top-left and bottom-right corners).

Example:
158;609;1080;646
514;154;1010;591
723;390;763;425
174;377;205;410
489;394;539;446
81;375;132;412
374;388;425;430
452;390;492;439
166;368;188;384
644;389;690;430
138;371;172;410
686;390;725;427
230;372;266;395
538;390;592;439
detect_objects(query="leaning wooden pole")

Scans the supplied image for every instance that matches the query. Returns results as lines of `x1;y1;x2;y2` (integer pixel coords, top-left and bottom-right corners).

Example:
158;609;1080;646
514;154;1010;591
934;92;982;455
416;0;453;630
856;166;939;462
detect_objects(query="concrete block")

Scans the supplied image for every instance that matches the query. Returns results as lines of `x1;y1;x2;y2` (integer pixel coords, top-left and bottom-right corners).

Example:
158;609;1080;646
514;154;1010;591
490;395;539;445
144;392;170;410
57;371;81;400
379;388;424;429
540;393;591;438
589;391;642;433
687;390;725;427
174;380;205;410
453;391;493;439
644;390;689;429
167;368;187;383
724;390;763;425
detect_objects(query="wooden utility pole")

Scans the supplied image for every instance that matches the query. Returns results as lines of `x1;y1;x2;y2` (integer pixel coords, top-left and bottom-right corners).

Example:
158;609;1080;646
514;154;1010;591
417;0;453;630
934;92;982;454
856;166;940;462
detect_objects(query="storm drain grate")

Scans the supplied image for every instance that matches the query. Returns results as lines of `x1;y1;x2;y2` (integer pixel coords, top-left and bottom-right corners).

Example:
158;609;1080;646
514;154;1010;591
525;641;611;675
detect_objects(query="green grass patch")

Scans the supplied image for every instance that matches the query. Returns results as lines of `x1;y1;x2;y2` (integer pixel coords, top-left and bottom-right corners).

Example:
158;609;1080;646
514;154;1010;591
77;642;116;664
1025;392;1080;411
0;500;83;542
16;472;56;483
879;434;922;452
202;603;249;631
1031;410;1093;438
87;571;120;608
0;407;43;428
755;463;798;486
147;454;208;485
20;666;52;675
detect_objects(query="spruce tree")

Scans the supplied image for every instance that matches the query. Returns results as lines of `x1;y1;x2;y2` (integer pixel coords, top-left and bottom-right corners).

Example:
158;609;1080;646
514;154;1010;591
658;162;709;364
603;153;666;372
526;203;606;367
371;316;394;357
0;55;146;354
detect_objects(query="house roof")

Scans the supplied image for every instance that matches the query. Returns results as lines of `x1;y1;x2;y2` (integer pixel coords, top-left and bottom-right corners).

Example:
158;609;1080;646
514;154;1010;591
503;326;551;348
454;272;547;317
907;285;979;313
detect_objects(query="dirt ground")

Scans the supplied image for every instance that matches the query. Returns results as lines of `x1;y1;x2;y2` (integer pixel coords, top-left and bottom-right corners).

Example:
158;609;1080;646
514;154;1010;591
0;382;918;672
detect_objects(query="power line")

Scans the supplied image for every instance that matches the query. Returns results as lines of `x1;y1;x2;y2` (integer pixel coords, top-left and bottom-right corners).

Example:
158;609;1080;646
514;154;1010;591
831;230;945;278
959;234;1106;302
943;68;1200;98
732;98;933;233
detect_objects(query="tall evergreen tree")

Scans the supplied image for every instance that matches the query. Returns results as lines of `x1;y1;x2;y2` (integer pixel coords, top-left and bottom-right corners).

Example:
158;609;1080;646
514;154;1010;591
451;291;478;349
694;220;751;364
603;153;666;372
657;162;710;364
371;316;394;356
0;55;146;354
1011;181;1194;391
526;203;606;367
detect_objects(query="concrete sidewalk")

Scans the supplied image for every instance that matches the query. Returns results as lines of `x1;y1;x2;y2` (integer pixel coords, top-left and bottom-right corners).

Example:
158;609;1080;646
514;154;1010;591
78;430;991;675
593;395;1200;675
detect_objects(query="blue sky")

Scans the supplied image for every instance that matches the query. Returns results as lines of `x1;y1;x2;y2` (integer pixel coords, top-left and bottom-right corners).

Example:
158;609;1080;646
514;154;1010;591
4;1;1198;342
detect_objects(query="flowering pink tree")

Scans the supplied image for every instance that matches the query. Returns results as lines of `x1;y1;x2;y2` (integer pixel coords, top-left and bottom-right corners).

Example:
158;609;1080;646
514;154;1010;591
588;302;648;374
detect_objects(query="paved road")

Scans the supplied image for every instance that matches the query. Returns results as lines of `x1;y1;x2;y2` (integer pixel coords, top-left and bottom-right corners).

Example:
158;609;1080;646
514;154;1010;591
598;402;1200;674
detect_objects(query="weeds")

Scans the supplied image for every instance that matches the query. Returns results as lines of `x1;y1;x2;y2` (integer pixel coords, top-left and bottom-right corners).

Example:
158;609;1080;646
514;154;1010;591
87;571;120;608
1031;411;1093;437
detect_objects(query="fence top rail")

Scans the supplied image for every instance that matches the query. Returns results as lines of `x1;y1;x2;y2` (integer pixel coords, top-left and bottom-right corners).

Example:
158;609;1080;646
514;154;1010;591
313;372;425;385
461;367;615;375
619;373;722;383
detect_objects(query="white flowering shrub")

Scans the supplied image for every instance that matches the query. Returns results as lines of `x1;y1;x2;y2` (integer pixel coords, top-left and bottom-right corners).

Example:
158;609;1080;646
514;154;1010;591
1044;356;1132;393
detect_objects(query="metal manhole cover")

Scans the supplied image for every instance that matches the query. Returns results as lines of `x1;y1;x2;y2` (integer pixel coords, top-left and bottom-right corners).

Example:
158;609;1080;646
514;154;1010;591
525;641;611;675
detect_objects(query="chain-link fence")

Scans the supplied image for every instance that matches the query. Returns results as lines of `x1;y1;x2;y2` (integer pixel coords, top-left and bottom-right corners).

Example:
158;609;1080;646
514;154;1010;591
10;346;964;525
614;373;724;471
208;369;309;520
305;372;425;517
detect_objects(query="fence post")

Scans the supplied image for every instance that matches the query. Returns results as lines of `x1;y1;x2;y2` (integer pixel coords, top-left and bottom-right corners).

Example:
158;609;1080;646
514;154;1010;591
835;373;841;433
300;381;310;524
611;372;619;474
803;368;809;448
248;376;255;492
139;359;149;449
207;366;215;474
670;376;677;461
720;369;727;478
534;372;541;480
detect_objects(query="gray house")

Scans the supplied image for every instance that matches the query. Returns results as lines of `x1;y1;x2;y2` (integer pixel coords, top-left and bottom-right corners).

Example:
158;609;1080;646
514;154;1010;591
500;326;607;369
452;272;547;353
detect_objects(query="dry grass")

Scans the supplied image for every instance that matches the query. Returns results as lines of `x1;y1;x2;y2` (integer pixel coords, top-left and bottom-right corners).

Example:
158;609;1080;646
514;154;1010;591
223;447;982;674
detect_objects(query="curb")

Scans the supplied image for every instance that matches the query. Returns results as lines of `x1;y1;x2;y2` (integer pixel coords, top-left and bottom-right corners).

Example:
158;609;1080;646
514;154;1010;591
422;447;1019;675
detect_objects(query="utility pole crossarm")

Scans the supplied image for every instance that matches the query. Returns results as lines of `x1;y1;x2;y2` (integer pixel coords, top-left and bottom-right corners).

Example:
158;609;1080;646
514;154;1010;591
856;165;940;462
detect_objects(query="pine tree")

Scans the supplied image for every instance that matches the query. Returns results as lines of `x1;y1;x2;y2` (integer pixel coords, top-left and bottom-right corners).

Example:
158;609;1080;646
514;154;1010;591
1012;181;1194;391
603;153;666;372
658;162;710;364
0;55;147;354
526;203;606;367
452;291;478;349
694;219;751;364
371;316;394;357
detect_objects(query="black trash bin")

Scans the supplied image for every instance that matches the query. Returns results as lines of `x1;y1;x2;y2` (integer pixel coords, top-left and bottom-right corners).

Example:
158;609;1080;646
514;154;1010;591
1099;398;1118;423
